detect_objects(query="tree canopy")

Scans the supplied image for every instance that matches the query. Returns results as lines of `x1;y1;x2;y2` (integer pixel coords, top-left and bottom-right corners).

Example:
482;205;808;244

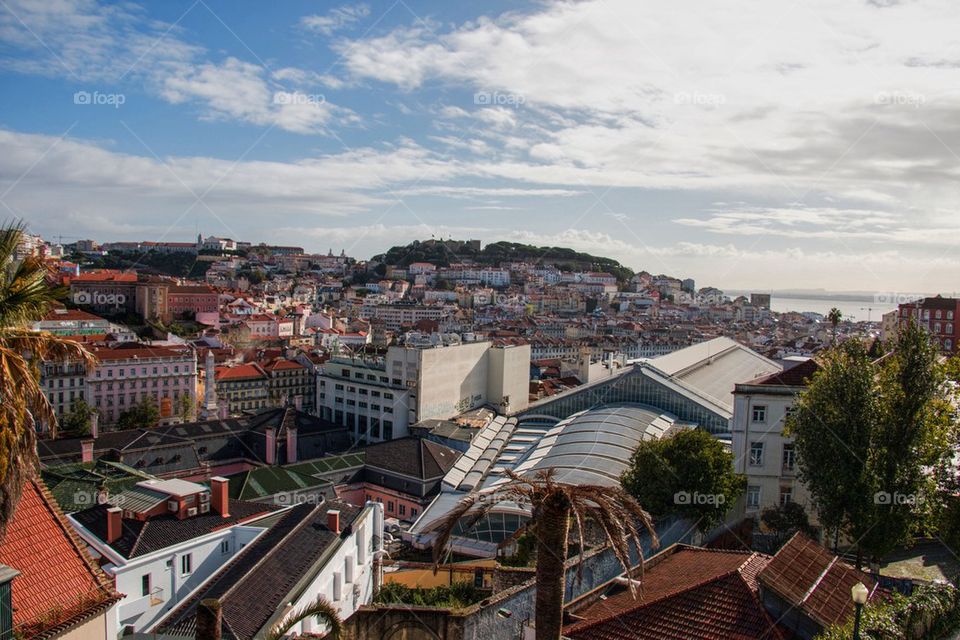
621;428;745;532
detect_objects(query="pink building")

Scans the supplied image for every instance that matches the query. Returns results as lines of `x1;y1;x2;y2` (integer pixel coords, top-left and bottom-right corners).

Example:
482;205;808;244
87;343;197;425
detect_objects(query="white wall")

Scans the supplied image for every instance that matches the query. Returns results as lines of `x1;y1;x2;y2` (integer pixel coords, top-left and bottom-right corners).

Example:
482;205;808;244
279;503;384;637
731;389;814;523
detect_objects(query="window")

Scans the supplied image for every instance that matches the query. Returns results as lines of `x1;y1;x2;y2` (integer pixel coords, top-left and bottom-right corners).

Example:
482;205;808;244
751;405;767;423
399;504;406;516
779;485;793;506
411;508;418;518
749;442;764;466
387;501;394;513
141;573;151;597
746;485;761;509
221;540;230;554
782;443;795;471
383;420;393;440
180;554;192;576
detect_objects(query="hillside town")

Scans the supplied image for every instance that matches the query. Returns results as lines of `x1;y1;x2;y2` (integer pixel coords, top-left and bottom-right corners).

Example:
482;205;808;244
3;230;958;640
4;1;960;639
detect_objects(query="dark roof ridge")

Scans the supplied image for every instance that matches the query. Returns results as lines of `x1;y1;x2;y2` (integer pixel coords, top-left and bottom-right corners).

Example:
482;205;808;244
218;503;325;603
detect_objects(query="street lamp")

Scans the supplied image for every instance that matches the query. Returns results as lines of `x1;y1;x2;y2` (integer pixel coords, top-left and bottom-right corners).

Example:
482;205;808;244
851;581;869;640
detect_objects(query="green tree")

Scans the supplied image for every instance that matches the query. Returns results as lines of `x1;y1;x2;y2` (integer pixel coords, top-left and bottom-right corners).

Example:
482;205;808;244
827;307;843;342
60;399;94;438
760;501;815;551
116;398;160;430
788;340;876;554
621;428;745;532
0;222;96;535
789;324;952;565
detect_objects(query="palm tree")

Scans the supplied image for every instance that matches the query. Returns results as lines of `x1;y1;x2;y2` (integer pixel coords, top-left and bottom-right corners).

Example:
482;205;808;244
428;469;658;640
828;307;843;342
0;221;95;536
265;595;342;640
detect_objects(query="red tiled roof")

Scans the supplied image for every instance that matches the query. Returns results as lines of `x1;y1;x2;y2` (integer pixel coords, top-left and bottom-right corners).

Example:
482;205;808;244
216;363;266;381
71;270;137;283
757;533;875;629
747;359;820;387
42;308;106;322
91;344;192;360
260;359;304;372
566;546;783;640
0;481;119;638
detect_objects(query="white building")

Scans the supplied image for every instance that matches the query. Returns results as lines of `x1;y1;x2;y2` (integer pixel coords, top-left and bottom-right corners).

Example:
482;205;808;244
69;477;275;632
731;359;820;520
152;500;384;639
317;340;531;444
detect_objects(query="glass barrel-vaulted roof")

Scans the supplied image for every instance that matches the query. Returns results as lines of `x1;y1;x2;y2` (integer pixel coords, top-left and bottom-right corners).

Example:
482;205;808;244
489;404;680;488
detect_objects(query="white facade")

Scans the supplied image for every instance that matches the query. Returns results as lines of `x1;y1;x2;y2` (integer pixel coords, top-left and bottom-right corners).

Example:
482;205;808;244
69;516;269;632
731;378;813;521
318;341;531;443
268;502;384;637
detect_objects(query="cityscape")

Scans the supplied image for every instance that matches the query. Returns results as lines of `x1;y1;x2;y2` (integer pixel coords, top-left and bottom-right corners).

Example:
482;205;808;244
1;2;959;640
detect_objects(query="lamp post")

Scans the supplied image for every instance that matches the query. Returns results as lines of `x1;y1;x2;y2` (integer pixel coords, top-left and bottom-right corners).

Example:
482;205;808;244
851;581;869;640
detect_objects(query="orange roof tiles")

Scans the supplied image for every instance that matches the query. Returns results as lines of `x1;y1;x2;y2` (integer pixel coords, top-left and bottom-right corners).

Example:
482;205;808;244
215;363;266;381
566;546;784;640
757;533;875;629
0;481;119;638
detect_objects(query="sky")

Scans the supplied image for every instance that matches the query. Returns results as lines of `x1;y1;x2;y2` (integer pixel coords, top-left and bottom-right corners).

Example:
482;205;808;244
0;0;958;294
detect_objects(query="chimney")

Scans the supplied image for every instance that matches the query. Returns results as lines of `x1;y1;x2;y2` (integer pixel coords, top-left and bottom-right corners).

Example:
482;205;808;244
327;509;340;535
210;477;230;518
80;439;94;464
286;427;298;464
195;598;222;640
89;411;99;439
106;507;122;544
265;427;276;465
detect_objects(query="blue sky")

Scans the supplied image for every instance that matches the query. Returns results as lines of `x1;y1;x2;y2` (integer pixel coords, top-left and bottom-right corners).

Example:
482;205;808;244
1;0;959;293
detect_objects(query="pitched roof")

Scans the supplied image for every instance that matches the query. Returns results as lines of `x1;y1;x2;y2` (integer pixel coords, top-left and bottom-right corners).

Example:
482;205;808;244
565;546;783;640
364;437;461;479
216;363;267;381
70;498;277;559
747;359;820;387
757;533;875;630
91;343;193;361
0;480;121;639
157;500;362;639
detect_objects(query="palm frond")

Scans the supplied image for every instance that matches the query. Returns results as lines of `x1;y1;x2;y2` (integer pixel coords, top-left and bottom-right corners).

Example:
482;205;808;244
265;595;342;640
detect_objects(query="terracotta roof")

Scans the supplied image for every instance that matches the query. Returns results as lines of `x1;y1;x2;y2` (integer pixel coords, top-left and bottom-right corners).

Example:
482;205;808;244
566;546;783;640
71;270;137;283
747;359;820;387
0;481;120;639
757;533;875;630
42;308;106;322
260;358;304;372
216;363;267;381
91;343;193;360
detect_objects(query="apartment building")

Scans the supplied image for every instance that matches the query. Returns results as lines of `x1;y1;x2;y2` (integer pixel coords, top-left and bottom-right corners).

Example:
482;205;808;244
41;360;88;426
731;359;820;521
87;343;198;426
897;296;959;355
317;339;530;444
69;477;276;632
358;303;448;331
214;363;270;414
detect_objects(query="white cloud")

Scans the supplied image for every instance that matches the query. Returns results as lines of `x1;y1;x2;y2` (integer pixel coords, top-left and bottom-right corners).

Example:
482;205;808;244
300;4;371;36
